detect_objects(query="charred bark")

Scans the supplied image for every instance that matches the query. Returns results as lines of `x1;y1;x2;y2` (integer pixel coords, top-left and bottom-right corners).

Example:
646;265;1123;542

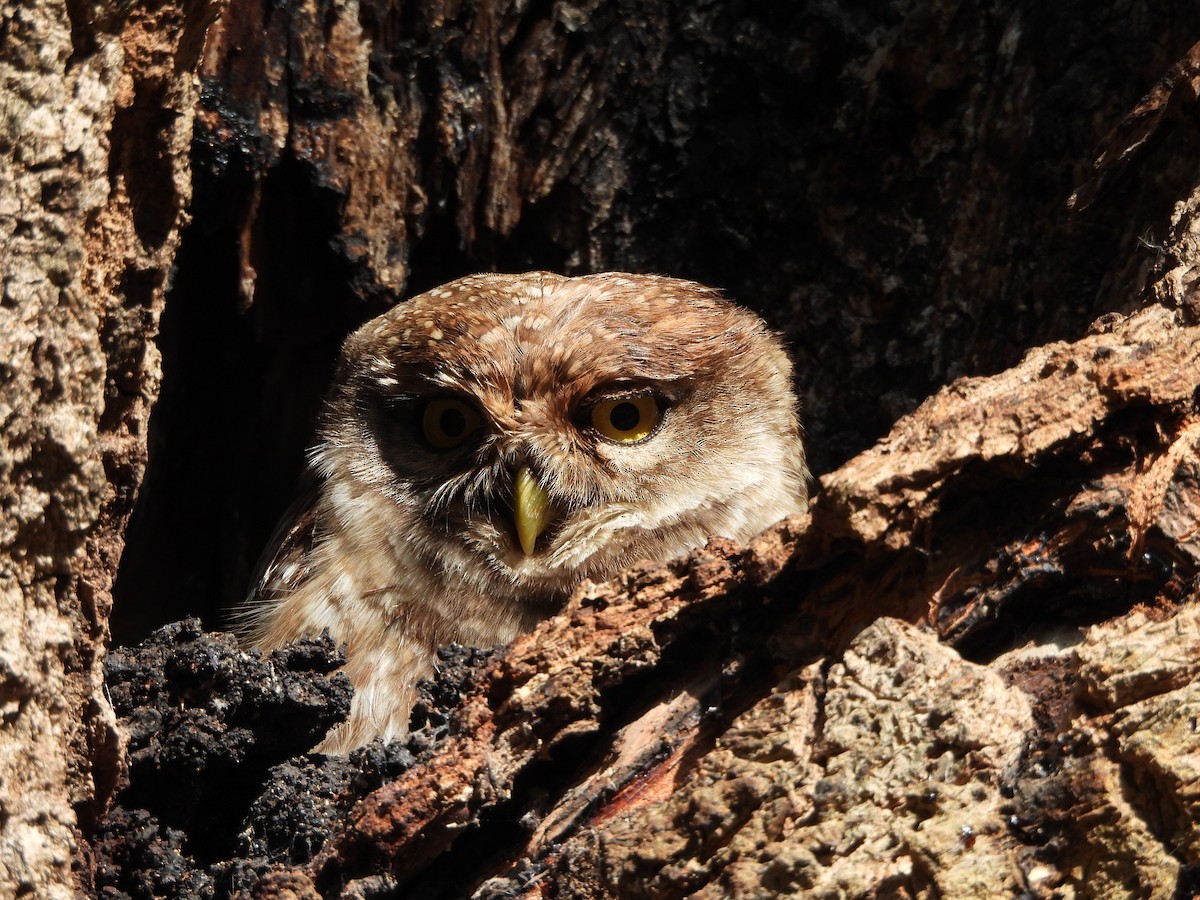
111;0;1200;638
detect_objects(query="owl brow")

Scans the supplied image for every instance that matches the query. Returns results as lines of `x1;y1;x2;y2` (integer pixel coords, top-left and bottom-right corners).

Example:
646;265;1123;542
581;376;694;405
370;383;481;409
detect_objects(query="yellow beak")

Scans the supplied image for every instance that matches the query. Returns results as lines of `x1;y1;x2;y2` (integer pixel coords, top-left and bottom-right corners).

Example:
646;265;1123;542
513;466;553;556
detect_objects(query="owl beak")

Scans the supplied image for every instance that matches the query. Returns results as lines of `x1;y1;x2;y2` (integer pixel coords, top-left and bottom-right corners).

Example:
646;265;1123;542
513;466;554;555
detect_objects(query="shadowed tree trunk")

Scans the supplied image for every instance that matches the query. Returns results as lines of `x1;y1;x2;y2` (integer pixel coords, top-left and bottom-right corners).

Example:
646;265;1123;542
3;0;1200;897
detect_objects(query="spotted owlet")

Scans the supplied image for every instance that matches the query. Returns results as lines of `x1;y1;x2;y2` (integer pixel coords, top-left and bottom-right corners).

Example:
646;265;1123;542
239;272;809;752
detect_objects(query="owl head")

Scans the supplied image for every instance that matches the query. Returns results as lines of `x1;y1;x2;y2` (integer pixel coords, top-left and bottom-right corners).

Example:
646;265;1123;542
314;271;808;604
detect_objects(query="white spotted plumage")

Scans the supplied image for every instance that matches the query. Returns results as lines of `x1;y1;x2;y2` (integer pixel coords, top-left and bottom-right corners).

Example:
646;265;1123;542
237;272;809;752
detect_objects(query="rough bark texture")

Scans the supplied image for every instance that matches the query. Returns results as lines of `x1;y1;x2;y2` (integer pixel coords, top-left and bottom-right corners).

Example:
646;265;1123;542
0;0;220;895
4;0;1200;897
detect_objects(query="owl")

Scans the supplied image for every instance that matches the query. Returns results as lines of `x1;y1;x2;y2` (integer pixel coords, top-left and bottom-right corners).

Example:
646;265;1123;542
239;272;809;752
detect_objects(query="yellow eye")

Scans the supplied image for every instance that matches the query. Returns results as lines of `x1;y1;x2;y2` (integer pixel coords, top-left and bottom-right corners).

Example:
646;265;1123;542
422;397;480;449
590;395;661;443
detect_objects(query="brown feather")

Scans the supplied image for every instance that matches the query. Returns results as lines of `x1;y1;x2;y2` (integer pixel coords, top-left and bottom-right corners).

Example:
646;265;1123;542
237;272;809;753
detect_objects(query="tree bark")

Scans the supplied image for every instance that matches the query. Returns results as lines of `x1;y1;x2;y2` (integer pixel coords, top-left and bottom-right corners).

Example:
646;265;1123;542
3;0;1200;897
262;298;1200;897
0;0;221;895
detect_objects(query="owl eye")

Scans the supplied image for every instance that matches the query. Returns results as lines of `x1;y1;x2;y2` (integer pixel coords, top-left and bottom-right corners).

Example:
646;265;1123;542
422;397;481;449
590;395;661;443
